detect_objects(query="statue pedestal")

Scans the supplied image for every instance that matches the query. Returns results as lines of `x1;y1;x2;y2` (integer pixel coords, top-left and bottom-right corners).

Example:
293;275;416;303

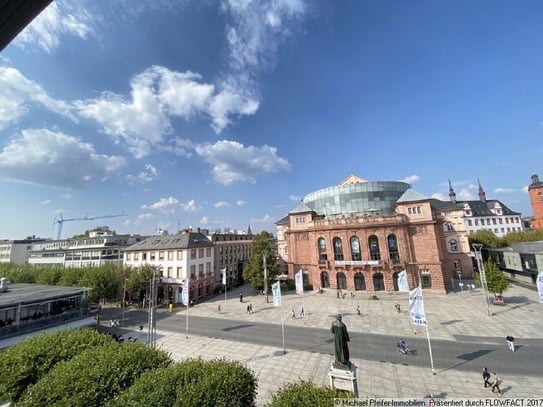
329;362;358;397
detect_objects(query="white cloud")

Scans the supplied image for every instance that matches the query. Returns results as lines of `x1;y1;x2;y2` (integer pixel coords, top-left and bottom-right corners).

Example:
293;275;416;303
138;213;154;219
199;216;209;225
126;163;158;183
61;193;72;200
195;140;291;185
41;199;51;205
456;188;475;201
181;199;201;212
0;129;125;188
236;200;247;206
399;175;420;184
430;192;446;200
161;137;193;158
493;187;518;194
214;201;231;208
0;66;76;130
141;196;179;214
14;1;94;53
250;214;274;224
289;194;301;201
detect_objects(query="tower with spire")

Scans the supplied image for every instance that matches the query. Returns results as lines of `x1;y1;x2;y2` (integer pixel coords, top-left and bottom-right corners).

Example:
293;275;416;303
448;179;456;203
477;178;486;202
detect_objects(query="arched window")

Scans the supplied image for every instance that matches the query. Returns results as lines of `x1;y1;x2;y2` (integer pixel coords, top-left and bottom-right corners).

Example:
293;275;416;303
368;235;381;261
317;237;328;262
373;272;385;291
321;272;330;288
336;272;347;289
449;239;459;252
387;234;400;263
354;272;366;290
333;237;344;261
350;236;361;261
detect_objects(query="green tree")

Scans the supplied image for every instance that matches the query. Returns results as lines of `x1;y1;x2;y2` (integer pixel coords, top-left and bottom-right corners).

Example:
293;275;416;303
469;229;506;248
58;266;85;286
108;358;257;407
0;264;37;283
267;380;352;407
34;265;63;285
81;265;122;303
502;228;543;246
0;328;113;403
243;231;279;290
19;342;171;407
482;260;510;295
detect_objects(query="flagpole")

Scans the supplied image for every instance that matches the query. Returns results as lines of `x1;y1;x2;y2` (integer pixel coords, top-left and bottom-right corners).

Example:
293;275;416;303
420;285;436;375
280;307;286;354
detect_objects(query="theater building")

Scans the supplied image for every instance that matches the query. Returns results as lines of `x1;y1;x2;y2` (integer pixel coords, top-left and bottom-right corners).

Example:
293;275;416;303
277;175;474;294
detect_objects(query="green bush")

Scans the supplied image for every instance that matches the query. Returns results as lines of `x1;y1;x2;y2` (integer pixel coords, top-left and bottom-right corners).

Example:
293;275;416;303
0;328;114;402
18;342;172;407
109;358;257;407
267;380;352;407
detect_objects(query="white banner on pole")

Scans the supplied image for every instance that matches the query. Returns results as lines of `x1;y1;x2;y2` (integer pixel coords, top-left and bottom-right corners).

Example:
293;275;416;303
537;272;543;303
182;279;189;306
408;286;427;326
295;269;304;294
397;270;409;292
272;281;281;306
221;268;227;286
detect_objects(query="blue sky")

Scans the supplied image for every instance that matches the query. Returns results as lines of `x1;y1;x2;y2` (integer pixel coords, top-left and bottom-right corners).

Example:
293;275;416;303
1;0;542;240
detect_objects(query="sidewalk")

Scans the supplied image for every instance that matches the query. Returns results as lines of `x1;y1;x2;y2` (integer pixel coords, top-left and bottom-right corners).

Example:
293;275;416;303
155;284;543;405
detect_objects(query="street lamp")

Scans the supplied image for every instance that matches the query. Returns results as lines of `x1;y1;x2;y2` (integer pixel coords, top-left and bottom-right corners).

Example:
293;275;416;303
263;254;269;303
472;244;492;317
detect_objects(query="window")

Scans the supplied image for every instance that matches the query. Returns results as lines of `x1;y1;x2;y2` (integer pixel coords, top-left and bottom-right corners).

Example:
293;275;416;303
206;262;211;274
421;274;432;288
453;260;461;270
317;238;327;262
167;267;173;278
177;250;183;260
142;253;146;260
333;237;344;261
350;236;361;261
150;252;156;261
198;264;204;275
176;266;182;279
190;265;196;278
449;239;458;252
206;247;211;257
368;235;381;261
387;234;400;263
475;219;479;226
467;219;472;226
126;253;132;261
167;251;173;260
191;249;196;259
199;249;204;258
445;222;453;231
296;216;305;224
134;253;139;261
159;251;164;260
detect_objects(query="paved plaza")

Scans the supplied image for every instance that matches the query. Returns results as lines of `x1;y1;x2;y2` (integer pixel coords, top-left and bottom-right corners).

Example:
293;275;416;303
154;283;543;405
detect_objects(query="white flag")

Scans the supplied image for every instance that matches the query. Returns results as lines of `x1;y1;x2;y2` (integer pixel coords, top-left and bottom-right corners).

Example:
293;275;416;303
221;268;227;286
295;269;304;294
408;286;427;326
272;281;281;306
397;270;409;292
182;279;190;306
537;272;543;303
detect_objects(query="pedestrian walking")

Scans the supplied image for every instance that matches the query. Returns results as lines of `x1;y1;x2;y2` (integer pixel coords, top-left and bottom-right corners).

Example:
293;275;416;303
299;305;305;317
356;305;361;316
395;302;401;313
291;309;296;319
490;372;502;395
239;293;243;303
217;304;221;313
249;303;253;314
246;304;251;314
506;334;515;352
482;367;491;388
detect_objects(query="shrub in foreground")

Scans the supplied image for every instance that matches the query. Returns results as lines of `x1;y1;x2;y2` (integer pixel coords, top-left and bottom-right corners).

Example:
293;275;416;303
18;342;172;407
109;358;257;407
0;328;113;402
267;380;352;407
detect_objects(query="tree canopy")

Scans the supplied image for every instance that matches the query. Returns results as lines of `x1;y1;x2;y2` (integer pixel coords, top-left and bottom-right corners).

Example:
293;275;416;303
481;260;510;295
243;231;279;291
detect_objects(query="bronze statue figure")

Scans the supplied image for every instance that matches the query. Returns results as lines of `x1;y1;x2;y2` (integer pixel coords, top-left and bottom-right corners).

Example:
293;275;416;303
331;314;350;369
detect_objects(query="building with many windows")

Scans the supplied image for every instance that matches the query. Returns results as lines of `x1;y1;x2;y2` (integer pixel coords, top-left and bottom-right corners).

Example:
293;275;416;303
277;175;477;294
0;238;46;264
28;228;134;267
123;230;214;303
447;179;523;237
210;231;254;290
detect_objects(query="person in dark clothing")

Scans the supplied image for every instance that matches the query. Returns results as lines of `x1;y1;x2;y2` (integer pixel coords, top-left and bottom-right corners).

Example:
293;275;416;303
482;367;491;387
239;293;243;303
506;334;515;352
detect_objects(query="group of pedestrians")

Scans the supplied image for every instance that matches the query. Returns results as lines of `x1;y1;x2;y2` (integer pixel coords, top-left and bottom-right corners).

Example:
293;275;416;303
482;367;502;395
291;305;305;319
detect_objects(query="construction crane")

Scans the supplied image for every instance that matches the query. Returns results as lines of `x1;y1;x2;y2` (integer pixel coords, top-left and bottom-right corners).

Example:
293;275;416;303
53;212;127;240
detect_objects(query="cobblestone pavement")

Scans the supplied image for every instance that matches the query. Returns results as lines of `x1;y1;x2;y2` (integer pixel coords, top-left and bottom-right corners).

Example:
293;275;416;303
151;283;543;405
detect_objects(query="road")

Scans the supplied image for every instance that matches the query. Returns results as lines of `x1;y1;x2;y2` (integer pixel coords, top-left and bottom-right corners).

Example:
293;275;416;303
148;313;543;377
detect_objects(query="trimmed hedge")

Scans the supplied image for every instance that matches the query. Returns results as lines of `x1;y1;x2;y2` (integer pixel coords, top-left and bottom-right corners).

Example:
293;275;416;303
0;328;114;402
267;380;353;407
18;342;172;407
108;358;257;407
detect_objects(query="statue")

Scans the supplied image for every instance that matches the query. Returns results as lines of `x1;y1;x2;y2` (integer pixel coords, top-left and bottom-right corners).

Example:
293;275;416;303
331;314;350;369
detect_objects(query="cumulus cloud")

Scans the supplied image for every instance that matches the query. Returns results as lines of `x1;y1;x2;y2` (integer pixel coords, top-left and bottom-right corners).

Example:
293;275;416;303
236;200;247;206
0;129;125;188
126;163;158;183
40;199;51;205
0;66;75;130
430;192;447;200
493;187;518;194
138;213;154;219
13;1;94;53
195;140;291;185
181;199;201;212
141;196;179;214
399;175;420;184
214;201;231;208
